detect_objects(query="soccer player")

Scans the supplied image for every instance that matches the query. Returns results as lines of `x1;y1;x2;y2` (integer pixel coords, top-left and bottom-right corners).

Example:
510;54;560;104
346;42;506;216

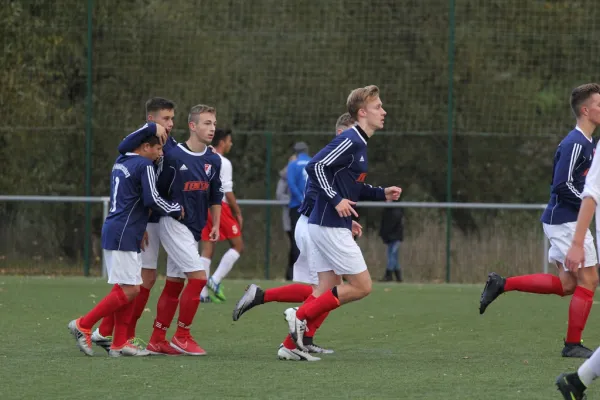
282;85;402;361
145;104;223;356
91;97;177;352
232;113;360;355
68;122;183;357
555;86;600;399
480;83;600;358
200;128;244;303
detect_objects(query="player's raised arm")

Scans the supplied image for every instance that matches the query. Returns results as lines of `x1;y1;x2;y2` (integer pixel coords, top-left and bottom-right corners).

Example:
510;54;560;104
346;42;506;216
305;135;355;207
551;141;585;207
141;163;182;219
118;123;166;155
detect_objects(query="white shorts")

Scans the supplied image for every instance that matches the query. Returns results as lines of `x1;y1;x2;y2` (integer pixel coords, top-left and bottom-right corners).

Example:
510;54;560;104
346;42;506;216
140;222;160;269
308;224;367;276
159;217;205;279
543;222;598;270
104;250;142;285
293;215;318;285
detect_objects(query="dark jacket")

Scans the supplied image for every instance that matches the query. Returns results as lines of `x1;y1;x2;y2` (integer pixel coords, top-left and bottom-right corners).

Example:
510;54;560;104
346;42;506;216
379;207;404;243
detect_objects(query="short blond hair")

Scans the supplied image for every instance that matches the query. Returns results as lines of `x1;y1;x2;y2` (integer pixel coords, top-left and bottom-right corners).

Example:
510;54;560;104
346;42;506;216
346;85;380;120
335;112;355;131
188;104;216;123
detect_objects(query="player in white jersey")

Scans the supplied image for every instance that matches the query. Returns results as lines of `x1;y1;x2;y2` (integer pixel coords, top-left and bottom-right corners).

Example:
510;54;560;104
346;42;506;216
200;128;244;303
556;85;600;399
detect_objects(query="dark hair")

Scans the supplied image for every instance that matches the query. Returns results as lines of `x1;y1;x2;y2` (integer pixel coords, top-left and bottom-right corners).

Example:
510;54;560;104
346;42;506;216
212;128;232;147
145;97;176;114
571;83;600;117
141;135;161;147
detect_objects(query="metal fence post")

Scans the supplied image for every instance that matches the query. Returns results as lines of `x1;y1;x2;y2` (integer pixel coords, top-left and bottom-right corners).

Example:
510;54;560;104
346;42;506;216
83;0;94;277
102;197;109;278
264;132;273;279
445;0;456;283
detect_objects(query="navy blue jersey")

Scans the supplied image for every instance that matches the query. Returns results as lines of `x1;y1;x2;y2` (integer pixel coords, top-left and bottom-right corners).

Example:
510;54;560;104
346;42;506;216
306;125;385;230
157;143;224;241
117;122;180;223
541;127;595;225
101;153;182;252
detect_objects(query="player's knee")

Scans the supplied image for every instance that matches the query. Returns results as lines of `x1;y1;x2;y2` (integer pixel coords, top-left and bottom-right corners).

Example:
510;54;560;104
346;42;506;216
141;269;157;289
233;241;244;254
121;284;141;300
201;248;214;259
131;285;141;296
580;270;599;290
357;281;372;299
561;281;576;296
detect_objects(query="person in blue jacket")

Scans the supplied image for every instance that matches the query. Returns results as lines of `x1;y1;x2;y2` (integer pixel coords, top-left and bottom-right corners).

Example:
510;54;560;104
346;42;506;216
285;142;310;279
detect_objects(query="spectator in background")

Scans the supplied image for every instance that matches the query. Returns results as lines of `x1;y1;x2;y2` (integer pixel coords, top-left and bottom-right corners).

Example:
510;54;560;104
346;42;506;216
276;154;296;280
286;142;310;280
379;205;404;282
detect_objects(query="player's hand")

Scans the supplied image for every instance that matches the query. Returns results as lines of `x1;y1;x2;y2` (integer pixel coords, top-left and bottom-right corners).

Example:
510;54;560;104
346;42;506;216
565;243;585;272
351;220;363;238
141;231;149;251
335;199;358;218
155;123;167;145
178;206;185;221
384;186;402;201
236;214;244;230
209;226;219;242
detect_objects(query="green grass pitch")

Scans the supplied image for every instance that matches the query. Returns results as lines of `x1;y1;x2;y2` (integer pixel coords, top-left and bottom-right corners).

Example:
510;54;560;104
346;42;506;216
0;276;596;399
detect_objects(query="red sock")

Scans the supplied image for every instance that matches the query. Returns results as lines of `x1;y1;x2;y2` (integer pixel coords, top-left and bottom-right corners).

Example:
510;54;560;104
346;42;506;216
283;335;297;350
150;280;184;343
504;274;564;296
282;295;317;350
97;285;119;336
175;279;207;337
112;299;135;348
264;284;313;303
566;286;595;343
79;285;129;330
128;286;151;339
296;289;340;321
305;311;330;339
98;314;115;337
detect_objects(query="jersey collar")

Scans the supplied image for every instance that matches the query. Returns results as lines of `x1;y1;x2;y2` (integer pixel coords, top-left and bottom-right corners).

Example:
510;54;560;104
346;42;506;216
352;125;369;144
575;125;593;143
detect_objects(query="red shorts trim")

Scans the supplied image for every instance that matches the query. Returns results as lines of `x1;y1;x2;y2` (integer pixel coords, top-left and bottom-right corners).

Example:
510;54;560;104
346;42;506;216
201;202;241;241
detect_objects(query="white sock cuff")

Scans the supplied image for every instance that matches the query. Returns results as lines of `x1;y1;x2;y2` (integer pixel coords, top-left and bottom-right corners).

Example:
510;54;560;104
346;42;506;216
224;248;241;261
199;256;211;270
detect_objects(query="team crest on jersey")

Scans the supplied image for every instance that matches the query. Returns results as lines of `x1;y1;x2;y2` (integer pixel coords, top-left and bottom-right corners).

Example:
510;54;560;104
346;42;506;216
204;164;212;176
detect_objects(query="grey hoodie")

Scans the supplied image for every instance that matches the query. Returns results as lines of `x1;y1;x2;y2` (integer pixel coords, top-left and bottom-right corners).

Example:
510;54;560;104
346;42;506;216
276;166;291;232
